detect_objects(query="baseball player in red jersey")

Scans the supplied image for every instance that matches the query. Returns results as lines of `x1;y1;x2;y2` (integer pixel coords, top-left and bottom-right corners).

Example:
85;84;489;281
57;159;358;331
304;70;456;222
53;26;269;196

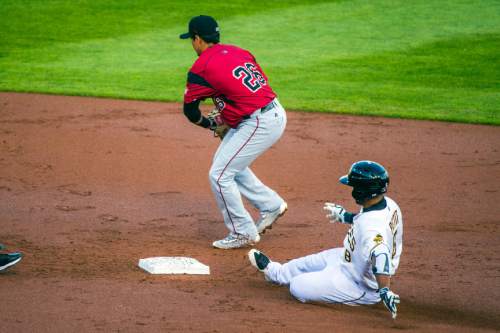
180;15;288;249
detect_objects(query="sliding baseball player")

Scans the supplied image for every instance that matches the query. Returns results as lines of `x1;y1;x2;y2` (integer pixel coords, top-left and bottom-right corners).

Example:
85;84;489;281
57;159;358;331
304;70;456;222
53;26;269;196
249;161;403;318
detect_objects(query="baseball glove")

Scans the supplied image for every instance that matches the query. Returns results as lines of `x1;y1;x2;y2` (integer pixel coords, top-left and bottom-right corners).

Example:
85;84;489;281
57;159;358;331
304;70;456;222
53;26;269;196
207;109;230;139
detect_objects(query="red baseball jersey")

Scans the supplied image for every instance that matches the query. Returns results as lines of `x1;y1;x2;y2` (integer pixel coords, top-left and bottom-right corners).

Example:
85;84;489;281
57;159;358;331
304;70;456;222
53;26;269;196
184;44;277;128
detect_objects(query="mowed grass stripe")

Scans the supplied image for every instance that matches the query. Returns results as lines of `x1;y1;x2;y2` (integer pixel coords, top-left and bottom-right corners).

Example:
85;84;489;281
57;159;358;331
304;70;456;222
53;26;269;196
0;0;498;124
276;33;499;124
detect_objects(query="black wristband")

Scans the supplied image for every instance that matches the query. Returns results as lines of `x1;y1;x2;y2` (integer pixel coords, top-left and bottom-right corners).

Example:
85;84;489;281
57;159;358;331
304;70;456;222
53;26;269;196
200;117;213;129
344;212;355;224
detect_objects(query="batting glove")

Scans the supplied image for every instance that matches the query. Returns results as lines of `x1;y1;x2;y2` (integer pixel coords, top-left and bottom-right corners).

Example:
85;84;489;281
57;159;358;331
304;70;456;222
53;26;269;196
379;287;400;319
323;203;351;224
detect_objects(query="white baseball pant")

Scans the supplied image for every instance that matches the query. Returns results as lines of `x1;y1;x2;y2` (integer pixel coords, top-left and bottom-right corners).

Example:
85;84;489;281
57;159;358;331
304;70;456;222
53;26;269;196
265;248;380;305
209;99;286;239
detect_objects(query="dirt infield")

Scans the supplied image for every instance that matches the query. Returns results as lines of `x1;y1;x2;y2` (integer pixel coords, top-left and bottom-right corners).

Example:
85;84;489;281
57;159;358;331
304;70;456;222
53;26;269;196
0;92;499;332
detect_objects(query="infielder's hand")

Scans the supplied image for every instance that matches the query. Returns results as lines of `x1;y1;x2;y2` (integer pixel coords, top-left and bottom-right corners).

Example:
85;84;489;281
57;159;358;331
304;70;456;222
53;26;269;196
379;287;400;319
207;109;229;139
323;203;350;224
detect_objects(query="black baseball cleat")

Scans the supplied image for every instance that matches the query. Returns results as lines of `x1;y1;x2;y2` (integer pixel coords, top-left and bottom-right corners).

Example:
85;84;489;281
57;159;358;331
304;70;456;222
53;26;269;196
0;252;23;271
248;249;270;272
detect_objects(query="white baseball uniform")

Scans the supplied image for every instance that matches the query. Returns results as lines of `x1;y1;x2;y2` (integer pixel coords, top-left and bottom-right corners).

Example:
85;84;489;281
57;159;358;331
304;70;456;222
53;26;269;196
264;197;403;305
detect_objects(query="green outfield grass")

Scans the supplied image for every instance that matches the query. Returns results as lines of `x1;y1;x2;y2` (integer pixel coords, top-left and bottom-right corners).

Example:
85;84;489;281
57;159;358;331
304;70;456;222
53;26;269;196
0;0;499;124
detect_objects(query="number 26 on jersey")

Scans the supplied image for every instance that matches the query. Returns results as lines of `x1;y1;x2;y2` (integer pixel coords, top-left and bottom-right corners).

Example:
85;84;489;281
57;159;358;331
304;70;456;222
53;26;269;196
232;63;267;92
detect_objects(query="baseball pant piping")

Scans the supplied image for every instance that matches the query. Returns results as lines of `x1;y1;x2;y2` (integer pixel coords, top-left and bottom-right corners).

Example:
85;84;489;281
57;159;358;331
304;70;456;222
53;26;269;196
215;117;260;234
209;102;286;238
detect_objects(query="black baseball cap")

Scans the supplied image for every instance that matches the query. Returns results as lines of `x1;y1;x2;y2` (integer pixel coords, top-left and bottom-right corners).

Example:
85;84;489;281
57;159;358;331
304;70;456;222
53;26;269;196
179;15;220;42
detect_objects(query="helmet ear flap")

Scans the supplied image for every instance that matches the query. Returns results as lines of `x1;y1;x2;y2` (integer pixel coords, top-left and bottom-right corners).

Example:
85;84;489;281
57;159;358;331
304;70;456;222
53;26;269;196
351;188;371;204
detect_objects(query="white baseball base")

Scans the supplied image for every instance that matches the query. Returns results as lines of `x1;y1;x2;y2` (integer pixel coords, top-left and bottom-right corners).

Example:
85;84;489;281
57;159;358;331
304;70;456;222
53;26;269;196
138;257;210;275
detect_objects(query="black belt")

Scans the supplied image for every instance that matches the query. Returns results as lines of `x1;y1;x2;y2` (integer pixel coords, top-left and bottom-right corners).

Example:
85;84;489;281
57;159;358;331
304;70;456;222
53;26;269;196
242;100;277;120
261;100;277;113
